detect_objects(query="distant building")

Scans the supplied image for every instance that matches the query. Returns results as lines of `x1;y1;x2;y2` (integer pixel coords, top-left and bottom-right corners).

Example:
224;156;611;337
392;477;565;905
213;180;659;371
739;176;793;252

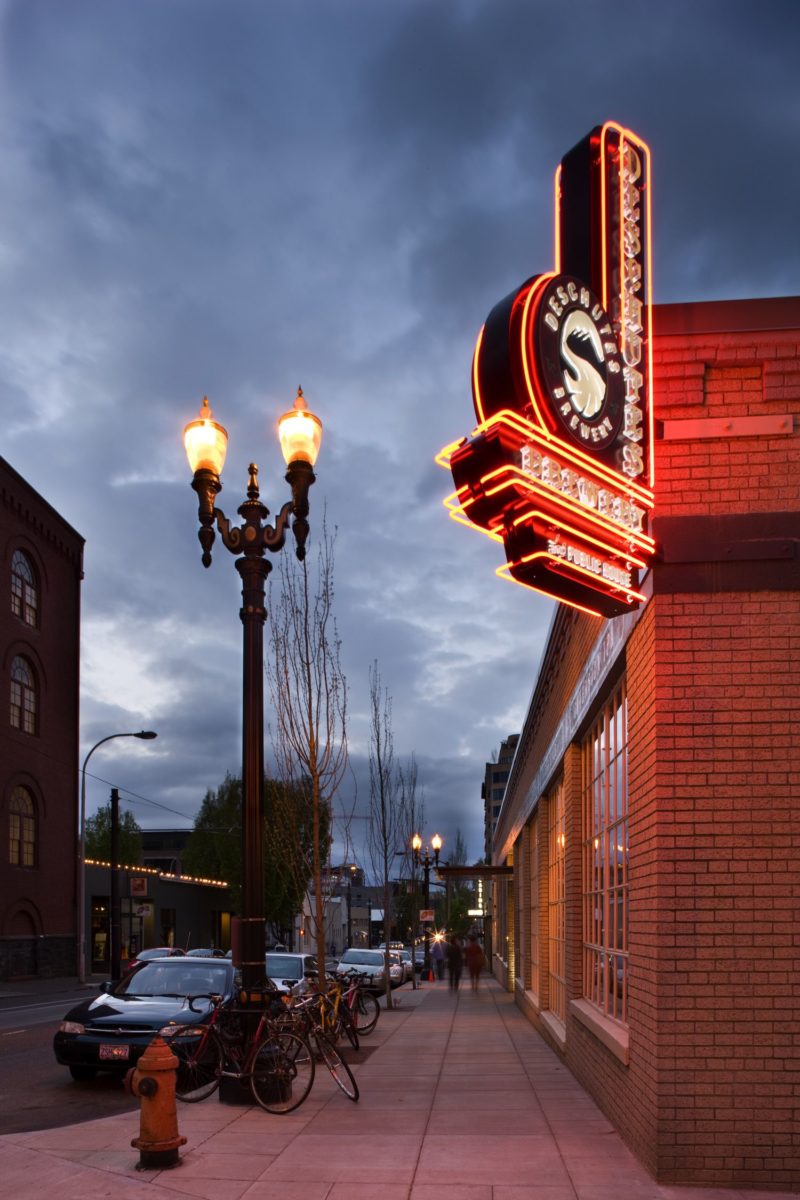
0;457;84;979
84;859;232;968
481;733;519;862
140;828;192;875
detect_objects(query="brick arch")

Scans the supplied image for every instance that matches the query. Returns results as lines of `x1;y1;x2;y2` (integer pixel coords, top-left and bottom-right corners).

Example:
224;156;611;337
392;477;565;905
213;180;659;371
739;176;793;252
2;534;50;593
2;898;42;937
5;772;46;820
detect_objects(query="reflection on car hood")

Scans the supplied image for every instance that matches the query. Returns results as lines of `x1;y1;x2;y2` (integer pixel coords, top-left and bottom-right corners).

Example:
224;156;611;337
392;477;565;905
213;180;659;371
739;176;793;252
62;993;213;1027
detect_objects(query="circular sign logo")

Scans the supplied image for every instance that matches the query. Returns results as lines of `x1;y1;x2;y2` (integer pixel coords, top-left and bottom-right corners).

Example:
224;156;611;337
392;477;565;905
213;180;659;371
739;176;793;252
533;275;624;450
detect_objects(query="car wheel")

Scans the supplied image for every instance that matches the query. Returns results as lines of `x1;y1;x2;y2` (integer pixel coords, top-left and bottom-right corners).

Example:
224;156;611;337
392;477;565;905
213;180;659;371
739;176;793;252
69;1065;97;1081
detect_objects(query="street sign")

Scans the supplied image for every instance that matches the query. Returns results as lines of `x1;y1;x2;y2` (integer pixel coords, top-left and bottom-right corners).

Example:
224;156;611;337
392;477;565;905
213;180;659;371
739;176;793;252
419;909;435;922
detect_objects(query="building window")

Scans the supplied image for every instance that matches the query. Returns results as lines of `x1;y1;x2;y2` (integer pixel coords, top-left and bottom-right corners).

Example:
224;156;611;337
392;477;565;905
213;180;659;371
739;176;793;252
11;551;38;627
10;656;37;734
9;786;36;867
547;777;566;1023
582;680;628;1023
530;813;540;997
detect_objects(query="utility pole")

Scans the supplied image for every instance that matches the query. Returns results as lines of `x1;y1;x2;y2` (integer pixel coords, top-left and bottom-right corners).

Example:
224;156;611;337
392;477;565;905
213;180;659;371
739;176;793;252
109;787;121;981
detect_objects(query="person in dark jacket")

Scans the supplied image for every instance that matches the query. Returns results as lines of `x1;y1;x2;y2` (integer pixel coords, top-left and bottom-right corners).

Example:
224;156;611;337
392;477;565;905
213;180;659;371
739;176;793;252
446;935;463;991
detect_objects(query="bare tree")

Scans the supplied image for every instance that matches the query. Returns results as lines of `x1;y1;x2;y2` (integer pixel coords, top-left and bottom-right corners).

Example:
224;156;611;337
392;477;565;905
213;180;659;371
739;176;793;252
267;515;348;984
367;660;404;1009
397;754;424;990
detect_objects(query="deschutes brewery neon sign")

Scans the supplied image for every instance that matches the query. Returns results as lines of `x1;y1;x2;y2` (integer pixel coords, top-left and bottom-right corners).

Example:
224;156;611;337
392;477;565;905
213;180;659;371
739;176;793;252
437;122;655;617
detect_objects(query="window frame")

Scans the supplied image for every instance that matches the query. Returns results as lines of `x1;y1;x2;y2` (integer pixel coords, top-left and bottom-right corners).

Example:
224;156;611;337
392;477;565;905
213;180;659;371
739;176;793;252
10;656;37;735
11;550;38;628
9;786;36;868
547;777;566;1023
581;679;629;1025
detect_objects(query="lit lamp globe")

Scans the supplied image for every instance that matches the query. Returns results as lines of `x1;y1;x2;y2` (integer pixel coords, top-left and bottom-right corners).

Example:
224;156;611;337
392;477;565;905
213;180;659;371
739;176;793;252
412;833;422;855
183;396;229;477
278;387;323;467
431;833;442;854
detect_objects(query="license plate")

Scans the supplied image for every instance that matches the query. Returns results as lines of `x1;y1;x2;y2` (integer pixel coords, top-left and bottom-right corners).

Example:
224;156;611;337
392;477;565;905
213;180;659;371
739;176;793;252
99;1043;130;1061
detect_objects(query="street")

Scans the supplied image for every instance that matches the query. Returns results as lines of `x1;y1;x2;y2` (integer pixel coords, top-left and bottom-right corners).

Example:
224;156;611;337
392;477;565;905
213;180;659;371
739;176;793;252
0;990;137;1133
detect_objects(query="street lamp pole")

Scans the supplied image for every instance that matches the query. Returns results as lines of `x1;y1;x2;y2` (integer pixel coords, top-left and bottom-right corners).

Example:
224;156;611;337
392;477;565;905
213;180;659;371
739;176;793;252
184;390;321;996
412;832;442;981
78;729;157;983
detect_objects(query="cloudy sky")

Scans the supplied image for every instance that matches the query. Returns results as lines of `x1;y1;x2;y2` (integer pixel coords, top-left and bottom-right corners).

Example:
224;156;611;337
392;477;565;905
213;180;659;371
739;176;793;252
2;0;798;872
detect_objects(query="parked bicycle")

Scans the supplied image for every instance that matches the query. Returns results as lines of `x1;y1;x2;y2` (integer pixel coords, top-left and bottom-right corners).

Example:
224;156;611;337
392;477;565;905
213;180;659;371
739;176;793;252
334;969;380;1036
281;986;359;1103
167;990;314;1114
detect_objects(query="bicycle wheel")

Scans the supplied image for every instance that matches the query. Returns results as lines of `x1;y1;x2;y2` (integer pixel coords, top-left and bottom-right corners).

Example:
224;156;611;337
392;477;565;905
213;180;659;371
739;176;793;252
314;1032;359;1103
337;1002;360;1051
355;990;380;1035
171;1029;223;1102
250;1031;314;1114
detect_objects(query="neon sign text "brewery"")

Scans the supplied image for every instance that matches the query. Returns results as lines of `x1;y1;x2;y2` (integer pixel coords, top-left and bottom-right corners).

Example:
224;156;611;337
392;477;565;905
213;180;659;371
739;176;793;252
436;122;655;618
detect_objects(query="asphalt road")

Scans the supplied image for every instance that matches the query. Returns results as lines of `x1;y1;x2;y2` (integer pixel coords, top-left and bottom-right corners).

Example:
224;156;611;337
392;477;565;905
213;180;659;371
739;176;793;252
0;990;138;1133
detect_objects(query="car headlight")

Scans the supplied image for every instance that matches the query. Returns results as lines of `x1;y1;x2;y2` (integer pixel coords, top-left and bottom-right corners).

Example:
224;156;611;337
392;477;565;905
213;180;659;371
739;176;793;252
158;1024;180;1037
58;1021;85;1034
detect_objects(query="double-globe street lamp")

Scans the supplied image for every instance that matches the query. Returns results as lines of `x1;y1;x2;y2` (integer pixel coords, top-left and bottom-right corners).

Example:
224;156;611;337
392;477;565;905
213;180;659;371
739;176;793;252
78;730;158;983
411;832;442;979
183;388;322;996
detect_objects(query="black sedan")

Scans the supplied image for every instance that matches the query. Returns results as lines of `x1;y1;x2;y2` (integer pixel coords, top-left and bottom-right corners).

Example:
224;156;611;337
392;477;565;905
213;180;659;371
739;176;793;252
54;956;235;1080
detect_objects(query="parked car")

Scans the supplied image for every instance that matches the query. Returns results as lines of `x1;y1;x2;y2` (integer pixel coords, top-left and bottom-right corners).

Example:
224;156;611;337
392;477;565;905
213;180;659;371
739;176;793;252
336;948;403;990
185;947;227;958
396;948;414;982
266;952;318;993
53;955;235;1080
124;945;185;972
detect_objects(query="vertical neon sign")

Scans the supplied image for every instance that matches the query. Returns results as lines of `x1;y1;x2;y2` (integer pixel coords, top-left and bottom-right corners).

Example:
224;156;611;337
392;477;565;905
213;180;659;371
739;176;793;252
437;122;655;617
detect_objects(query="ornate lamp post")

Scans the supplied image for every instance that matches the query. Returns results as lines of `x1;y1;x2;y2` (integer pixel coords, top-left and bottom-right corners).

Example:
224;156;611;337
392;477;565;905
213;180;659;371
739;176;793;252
412;831;442;980
183;388;321;995
78;730;157;983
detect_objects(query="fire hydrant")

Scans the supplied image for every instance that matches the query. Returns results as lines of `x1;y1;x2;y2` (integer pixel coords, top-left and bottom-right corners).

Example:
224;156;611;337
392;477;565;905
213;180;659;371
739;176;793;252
125;1035;187;1170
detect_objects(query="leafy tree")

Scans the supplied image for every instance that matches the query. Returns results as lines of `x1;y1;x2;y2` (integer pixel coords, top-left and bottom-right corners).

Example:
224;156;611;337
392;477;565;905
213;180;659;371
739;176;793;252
182;771;324;938
85;803;143;866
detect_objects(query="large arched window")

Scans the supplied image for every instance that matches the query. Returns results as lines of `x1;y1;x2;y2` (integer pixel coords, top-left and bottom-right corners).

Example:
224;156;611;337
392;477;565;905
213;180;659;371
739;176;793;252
10;656;37;735
9;786;36;867
11;551;38;628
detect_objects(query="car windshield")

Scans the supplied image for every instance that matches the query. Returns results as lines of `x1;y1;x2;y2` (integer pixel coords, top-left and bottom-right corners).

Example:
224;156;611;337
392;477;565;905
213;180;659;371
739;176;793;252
116;962;228;997
340;950;383;966
266;955;316;980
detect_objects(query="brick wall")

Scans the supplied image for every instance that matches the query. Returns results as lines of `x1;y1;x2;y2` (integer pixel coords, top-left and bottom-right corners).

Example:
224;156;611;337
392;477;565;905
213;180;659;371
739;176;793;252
499;300;800;1189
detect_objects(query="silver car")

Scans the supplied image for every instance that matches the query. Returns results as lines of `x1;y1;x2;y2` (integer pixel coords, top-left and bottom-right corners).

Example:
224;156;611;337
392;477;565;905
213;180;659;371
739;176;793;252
266;952;318;993
336;948;403;990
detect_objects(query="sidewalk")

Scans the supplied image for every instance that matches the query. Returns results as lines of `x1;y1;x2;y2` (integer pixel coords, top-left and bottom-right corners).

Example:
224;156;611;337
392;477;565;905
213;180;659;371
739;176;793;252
0;977;793;1200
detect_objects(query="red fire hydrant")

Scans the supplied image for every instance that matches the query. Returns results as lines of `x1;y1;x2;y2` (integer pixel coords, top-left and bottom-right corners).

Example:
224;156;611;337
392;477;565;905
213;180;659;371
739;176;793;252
125;1035;187;1170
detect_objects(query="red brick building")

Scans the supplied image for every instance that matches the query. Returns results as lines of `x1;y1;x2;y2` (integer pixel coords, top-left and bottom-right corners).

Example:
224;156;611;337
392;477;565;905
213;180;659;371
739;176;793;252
0;458;84;979
491;297;799;1190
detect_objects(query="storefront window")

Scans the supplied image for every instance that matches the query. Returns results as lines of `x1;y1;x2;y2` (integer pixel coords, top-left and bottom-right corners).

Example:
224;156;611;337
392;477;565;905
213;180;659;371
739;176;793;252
529;813;539;997
582;680;628;1023
547;778;566;1022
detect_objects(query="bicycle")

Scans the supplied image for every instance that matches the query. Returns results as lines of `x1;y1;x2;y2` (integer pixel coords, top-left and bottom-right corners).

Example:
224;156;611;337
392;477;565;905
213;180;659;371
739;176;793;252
167;991;314;1114
334;969;380;1036
283;988;359;1103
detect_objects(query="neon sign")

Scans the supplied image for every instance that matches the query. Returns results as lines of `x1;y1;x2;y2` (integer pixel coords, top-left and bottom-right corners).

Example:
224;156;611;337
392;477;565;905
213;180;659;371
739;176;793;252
437;122;655;617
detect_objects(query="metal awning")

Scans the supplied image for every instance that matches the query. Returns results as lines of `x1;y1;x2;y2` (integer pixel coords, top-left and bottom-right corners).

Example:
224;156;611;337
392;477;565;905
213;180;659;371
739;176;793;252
434;865;513;879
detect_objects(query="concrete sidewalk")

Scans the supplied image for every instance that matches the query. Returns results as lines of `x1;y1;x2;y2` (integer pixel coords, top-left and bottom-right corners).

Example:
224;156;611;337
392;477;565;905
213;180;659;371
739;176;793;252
0;977;793;1200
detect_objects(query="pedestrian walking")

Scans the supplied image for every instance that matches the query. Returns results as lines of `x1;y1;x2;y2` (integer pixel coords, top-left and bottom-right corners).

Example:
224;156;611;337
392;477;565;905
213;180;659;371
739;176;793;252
446;934;463;991
431;937;446;980
464;934;485;991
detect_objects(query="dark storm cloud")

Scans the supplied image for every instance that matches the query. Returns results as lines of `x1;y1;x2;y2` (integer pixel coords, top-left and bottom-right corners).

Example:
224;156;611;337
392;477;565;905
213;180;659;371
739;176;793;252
2;0;798;869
